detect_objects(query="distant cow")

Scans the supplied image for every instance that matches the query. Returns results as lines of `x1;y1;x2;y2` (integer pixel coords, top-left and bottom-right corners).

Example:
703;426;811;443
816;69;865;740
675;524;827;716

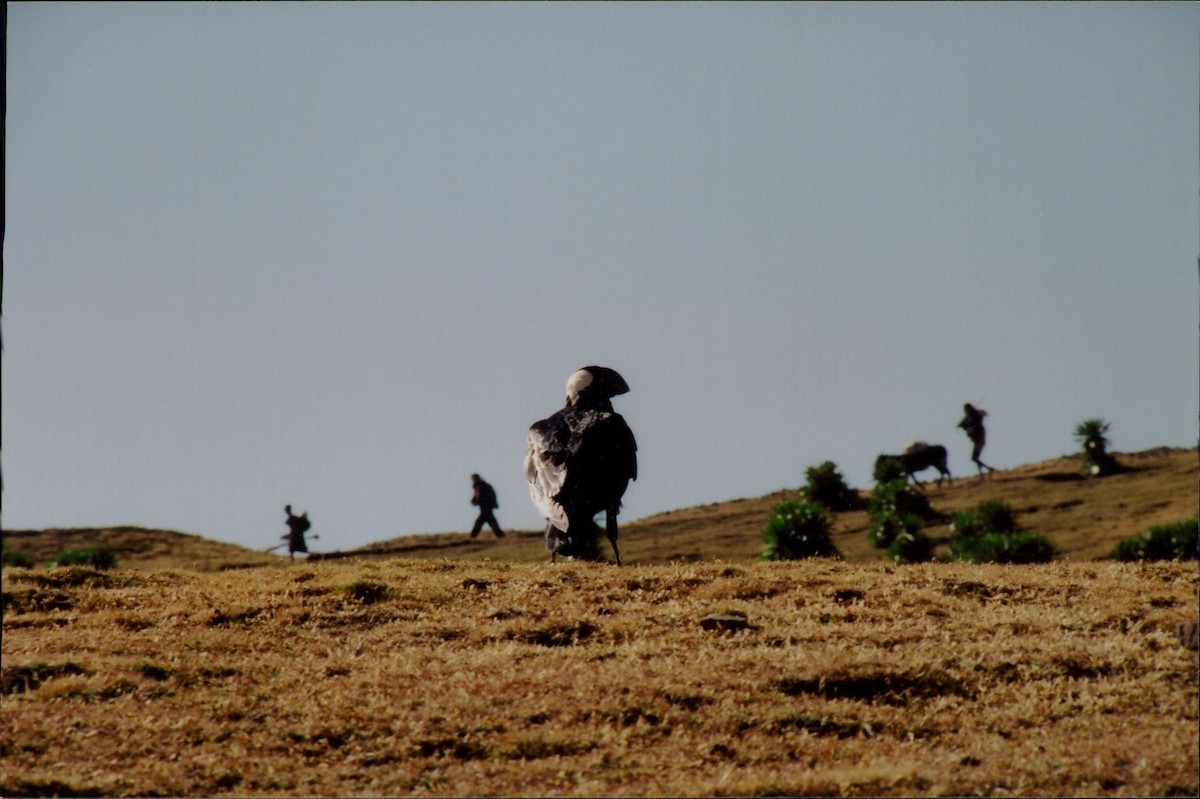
876;442;952;488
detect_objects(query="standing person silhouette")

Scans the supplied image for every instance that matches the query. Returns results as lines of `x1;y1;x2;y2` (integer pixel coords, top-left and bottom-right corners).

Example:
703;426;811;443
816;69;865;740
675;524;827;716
957;403;996;477
469;474;504;539
283;505;312;559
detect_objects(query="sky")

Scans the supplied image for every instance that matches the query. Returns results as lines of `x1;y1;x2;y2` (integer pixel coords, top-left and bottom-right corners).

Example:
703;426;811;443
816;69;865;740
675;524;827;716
5;2;1198;554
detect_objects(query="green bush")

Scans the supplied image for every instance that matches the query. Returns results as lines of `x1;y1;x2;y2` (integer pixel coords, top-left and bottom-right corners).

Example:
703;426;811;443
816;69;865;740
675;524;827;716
1112;518;1198;562
1109;538;1142;562
873;456;907;485
947;531;1056;564
1074;418;1121;476
762;499;840;561
868;467;940;554
48;545;118;570
887;530;936;564
945;499;1055;564
802;461;860;512
2;547;33;568
951;499;1020;538
869;479;933;522
867;511;924;550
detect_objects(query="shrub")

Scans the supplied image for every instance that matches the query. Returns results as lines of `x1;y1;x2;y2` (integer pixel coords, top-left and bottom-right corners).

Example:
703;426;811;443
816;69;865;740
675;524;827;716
887;530;936;564
869;479;933;522
945;499;1055;564
1112;518;1198;562
873;456;907;485
2;547;33;569
1109;538;1141;562
1074;418;1121;476
762;499;840;561
48;545;117;570
802;461;860;512
951;499;1020;538
947;532;1056;564
867;466;935;553
868;511;924;550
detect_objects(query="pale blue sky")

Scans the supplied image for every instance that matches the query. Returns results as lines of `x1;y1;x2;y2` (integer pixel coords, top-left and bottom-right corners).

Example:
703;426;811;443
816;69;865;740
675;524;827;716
5;2;1198;552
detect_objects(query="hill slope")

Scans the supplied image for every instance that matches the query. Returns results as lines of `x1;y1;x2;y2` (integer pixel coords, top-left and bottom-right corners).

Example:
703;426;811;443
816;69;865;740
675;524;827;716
3;447;1195;570
0;527;280;572
338;446;1197;565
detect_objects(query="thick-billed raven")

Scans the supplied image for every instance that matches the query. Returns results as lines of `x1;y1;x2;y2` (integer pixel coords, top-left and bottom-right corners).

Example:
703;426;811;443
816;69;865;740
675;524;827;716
525;366;638;565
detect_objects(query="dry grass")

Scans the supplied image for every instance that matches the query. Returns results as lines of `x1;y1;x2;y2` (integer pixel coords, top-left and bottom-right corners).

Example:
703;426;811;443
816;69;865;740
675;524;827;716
2;447;1197;797
2;558;1197;797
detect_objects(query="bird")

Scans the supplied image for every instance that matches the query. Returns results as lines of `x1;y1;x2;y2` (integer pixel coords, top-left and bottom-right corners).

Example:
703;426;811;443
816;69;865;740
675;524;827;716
525;366;638;565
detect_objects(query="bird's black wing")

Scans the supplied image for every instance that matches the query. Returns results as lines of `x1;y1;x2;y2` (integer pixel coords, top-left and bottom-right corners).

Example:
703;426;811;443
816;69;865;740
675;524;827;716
582;411;637;486
555;409;637;516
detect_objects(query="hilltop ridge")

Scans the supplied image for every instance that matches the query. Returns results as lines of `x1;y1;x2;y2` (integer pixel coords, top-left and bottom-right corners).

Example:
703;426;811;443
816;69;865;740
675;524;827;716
4;447;1195;570
329;446;1198;564
0;526;280;572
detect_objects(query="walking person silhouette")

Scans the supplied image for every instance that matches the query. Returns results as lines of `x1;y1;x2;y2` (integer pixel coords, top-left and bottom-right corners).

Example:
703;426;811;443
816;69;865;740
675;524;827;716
469;474;504;539
282;505;313;559
958;403;996;478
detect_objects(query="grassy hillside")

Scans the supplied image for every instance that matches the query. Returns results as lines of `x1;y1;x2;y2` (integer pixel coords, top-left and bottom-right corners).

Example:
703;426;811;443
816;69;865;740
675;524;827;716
334;447;1198;565
3;447;1195;570
1;527;280;572
2;447;1196;797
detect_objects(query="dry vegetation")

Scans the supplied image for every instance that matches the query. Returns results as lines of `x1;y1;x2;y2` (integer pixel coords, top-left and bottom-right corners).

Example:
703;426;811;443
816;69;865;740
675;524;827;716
2;559;1197;797
2;448;1197;797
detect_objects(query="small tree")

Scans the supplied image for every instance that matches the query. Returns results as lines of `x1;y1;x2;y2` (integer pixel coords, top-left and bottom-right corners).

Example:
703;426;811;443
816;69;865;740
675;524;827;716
802;461;860;512
1074;418;1121;476
762;499;841;561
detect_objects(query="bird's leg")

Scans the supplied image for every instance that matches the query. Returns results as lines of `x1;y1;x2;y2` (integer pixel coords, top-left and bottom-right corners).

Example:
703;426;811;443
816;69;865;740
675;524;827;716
974;457;996;478
606;510;621;567
545;521;558;563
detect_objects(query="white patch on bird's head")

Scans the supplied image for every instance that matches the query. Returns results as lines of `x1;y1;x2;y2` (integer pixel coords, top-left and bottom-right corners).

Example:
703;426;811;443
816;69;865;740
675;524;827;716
565;369;594;405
